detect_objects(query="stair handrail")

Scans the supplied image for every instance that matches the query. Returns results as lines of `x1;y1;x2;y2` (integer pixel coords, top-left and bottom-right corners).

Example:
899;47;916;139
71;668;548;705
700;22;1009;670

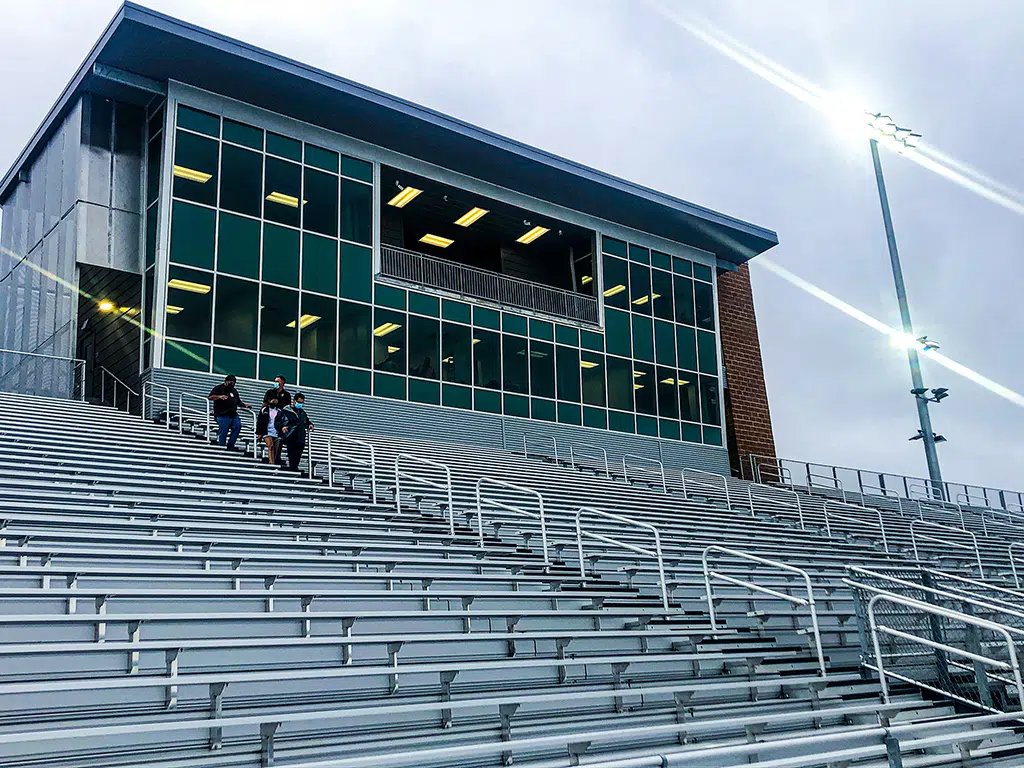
806;472;846;502
475;478;548;564
522;434;557;462
326;435;378;504
177;392;211;440
575;506;668;610
910;519;984;578
820;501;890;553
681;468;731;509
394;454;454;535
0;348;87;401
100;366;138;414
1010;543;1024;590
568;443;609;477
621;454;666;493
702;545;826;677
748;454;793;487
140;381;171;427
747;484;803;525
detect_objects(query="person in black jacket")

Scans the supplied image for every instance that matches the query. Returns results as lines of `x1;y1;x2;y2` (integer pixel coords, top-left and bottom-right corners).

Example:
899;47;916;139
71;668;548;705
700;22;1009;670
263;375;291;409
275;392;314;471
255;396;283;466
207;375;251;450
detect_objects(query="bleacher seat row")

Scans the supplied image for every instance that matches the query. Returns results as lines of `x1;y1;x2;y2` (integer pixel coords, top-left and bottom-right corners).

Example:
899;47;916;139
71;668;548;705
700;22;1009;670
3;391;1024;767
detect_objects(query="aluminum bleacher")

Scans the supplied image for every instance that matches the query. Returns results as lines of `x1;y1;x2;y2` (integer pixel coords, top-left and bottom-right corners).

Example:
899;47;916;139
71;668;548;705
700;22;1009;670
2;391;1024;767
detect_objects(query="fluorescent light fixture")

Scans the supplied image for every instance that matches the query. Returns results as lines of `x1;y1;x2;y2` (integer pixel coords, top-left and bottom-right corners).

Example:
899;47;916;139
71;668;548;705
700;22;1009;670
373;322;402;337
387;186;423;208
529;350;548;358
454;207;488;227
98;300;115;312
660;377;689;385
580;360;600;369
632;295;650;306
581;275;593;285
165;305;184;315
286;314;321;329
472;338;480;344
517;226;549;244
266;191;305;208
419;234;454;248
173;165;212;183
387;345;401;354
442;356;454;364
633;371;645;378
603;284;626;298
167;279;211;294
633;383;644;390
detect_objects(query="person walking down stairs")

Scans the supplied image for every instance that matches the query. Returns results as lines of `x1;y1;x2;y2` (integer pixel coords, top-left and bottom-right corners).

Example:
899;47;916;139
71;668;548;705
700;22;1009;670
207;374;251;451
255;396;283;466
275;392;314;471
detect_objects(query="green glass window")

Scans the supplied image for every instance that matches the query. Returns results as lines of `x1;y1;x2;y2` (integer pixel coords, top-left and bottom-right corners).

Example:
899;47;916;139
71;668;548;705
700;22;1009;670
674;275;695;326
583;407;607;430
339;243;372;302
409;378;440;405
555;325;579;346
173;130;219;206
263;157;301;228
556;345;581;403
603;255;629;310
213;347;256;379
700;375;721;426
165;265;212;342
679;372;700;423
602;236;627;257
443;383;472;410
629;262;652;315
262;224;300;287
299;292;337;363
628;244;650;265
473;306;500;331
219;144;262;217
475;388;502;414
303;168;338;237
631;316;654;363
408;315;439;379
305;144;338;173
169;201;215;269
581;351;605;407
213;275;258;350
697;330;717;374
302;233;337;294
654;319;676;367
605;308;631;358
529;319;553;341
223;118;262;150
177;105;219;137
409;292;439;317
375;373;406;400
581;329;603;352
441;322;472;385
636;415;658;437
146;135;161;206
606;356;633;412
633;361;656;415
145;205;158;270
693;263;713;282
342;156;373;183
557;402;582;425
608;410;635;434
677;326;698;371
502;312;528;336
651;250;672;271
656;366;679;420
673;256;692;276
502;334;528;393
651;269;674;321
442;299;472;324
531;398;556;422
259;354;296;392
165;340;210;372
660;419;680;440
375;284;406;310
373;309;406;375
473;329;501;389
338;366;371;394
529;340;555;399
504;393;529;418
682;422;702;443
259;285;298;357
300;361;335;391
694;281;716;330
143;266;155;332
266;132;301;161
218;213;260;279
703;426;723;446
338;301;371;368
341;179;372;244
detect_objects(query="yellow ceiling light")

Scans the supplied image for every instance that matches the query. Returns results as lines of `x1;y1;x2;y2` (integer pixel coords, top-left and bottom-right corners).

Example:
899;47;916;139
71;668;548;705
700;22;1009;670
581;275;593;285
118;306;132;314
632;295;649;305
454;207;488;227
266;191;305;208
373;322;402;337
419;234;454;248
603;284;625;297
633;383;645;390
167;279;211;294
165;305;184;315
442;356;454;364
98;300;115;312
633;371;645;378
286;314;321;329
387;345;401;354
580;360;600;369
172;165;212;183
387;186;423;208
516;226;549;244
472;338;480;344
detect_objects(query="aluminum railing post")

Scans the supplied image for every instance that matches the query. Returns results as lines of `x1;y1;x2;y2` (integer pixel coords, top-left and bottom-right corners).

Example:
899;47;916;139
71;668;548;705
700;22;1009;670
475;479;485;549
701;549;718;631
959;600;994;710
849;585;873;679
575;511;587;580
537;497;549;566
919;570;953;696
884;734;905;768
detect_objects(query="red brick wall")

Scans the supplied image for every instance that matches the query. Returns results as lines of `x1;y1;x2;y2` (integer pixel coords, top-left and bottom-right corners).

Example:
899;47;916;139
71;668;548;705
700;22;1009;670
717;264;776;478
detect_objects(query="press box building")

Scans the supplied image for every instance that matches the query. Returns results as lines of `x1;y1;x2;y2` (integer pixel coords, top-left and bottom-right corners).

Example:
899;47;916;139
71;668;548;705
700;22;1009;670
0;3;779;477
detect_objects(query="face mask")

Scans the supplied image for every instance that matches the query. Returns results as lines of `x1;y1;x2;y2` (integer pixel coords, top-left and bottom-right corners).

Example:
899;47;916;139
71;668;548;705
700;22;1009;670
295;403;304;409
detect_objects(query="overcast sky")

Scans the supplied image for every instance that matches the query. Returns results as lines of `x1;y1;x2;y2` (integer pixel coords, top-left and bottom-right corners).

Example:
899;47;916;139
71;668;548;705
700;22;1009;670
1;1;1021;491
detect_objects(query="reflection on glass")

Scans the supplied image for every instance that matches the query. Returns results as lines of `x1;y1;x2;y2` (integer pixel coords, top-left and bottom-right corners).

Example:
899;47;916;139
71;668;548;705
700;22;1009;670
338;300;371;368
607;356;633;412
259;285;298;357
529;340;555;399
556;345;581;403
373;309;406;374
656;366;679;419
299;292;337;363
602;255;629;309
213;275;258;349
473;330;501;389
679;372;700;422
408;315;439;379
441;322;472;385
700;375;721;425
219;144;262;217
694;281;715;330
502;334;528;393
165;265;212;342
633;361;656;415
581;351;605;407
629;262;652;315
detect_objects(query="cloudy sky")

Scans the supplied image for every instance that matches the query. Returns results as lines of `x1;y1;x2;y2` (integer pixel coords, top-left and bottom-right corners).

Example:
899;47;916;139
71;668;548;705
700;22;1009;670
1;1;1021;491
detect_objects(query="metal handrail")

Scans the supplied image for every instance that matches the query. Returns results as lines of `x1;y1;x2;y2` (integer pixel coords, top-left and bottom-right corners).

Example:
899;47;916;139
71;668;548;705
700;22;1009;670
0;348;87;401
820;501;889;552
575;506;668;610
100;367;138;413
860;587;1024;712
908;480;946;503
522;434;557;462
909;519;984;578
806;472;846;502
568;443;609;477
702;545;826;676
475;478;548;564
141;381;170;426
681;468;731;509
394;454;454;535
747;485;803;526
749;456;793;487
178;392;211;440
238;409;259;459
921;568;1024;610
326;435;378;504
621;454;666;493
1009;543;1024;590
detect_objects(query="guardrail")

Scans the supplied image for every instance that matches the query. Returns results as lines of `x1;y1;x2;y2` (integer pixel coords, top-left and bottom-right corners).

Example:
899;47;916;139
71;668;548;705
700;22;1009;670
910;519;984;578
748;456;793;487
394;454;454;535
522;434;558;463
819;501;890;552
681;468;731;509
141;381;170;426
621;454;666;493
0;348;86;401
747;484;804;525
702;546;825;676
177;393;211;441
575;507;668;610
326;435;378;504
475;478;548;564
1010;543;1024;590
568;443;609;477
806;472;846;502
100;367;138;414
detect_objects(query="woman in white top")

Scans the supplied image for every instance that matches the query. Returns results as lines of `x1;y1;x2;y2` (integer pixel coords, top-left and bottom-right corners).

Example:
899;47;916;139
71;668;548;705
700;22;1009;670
256;397;282;465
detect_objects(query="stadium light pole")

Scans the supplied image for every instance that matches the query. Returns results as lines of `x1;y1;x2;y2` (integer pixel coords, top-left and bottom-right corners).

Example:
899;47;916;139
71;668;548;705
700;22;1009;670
864;113;944;498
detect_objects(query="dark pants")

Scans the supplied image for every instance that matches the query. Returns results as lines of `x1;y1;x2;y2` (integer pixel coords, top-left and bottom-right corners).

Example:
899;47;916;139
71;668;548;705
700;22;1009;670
284;439;305;471
216;415;242;448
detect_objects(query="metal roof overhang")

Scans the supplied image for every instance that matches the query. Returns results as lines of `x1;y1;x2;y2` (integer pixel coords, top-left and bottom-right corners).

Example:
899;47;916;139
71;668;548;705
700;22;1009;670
0;2;778;265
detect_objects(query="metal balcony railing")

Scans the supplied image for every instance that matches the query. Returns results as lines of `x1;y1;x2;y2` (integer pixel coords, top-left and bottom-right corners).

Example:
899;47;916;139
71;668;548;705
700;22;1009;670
380;244;599;325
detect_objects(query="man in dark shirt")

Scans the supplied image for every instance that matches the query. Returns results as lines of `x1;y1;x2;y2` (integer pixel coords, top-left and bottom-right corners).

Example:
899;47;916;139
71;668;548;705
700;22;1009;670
208;374;251;450
263;375;292;409
275;392;314;471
